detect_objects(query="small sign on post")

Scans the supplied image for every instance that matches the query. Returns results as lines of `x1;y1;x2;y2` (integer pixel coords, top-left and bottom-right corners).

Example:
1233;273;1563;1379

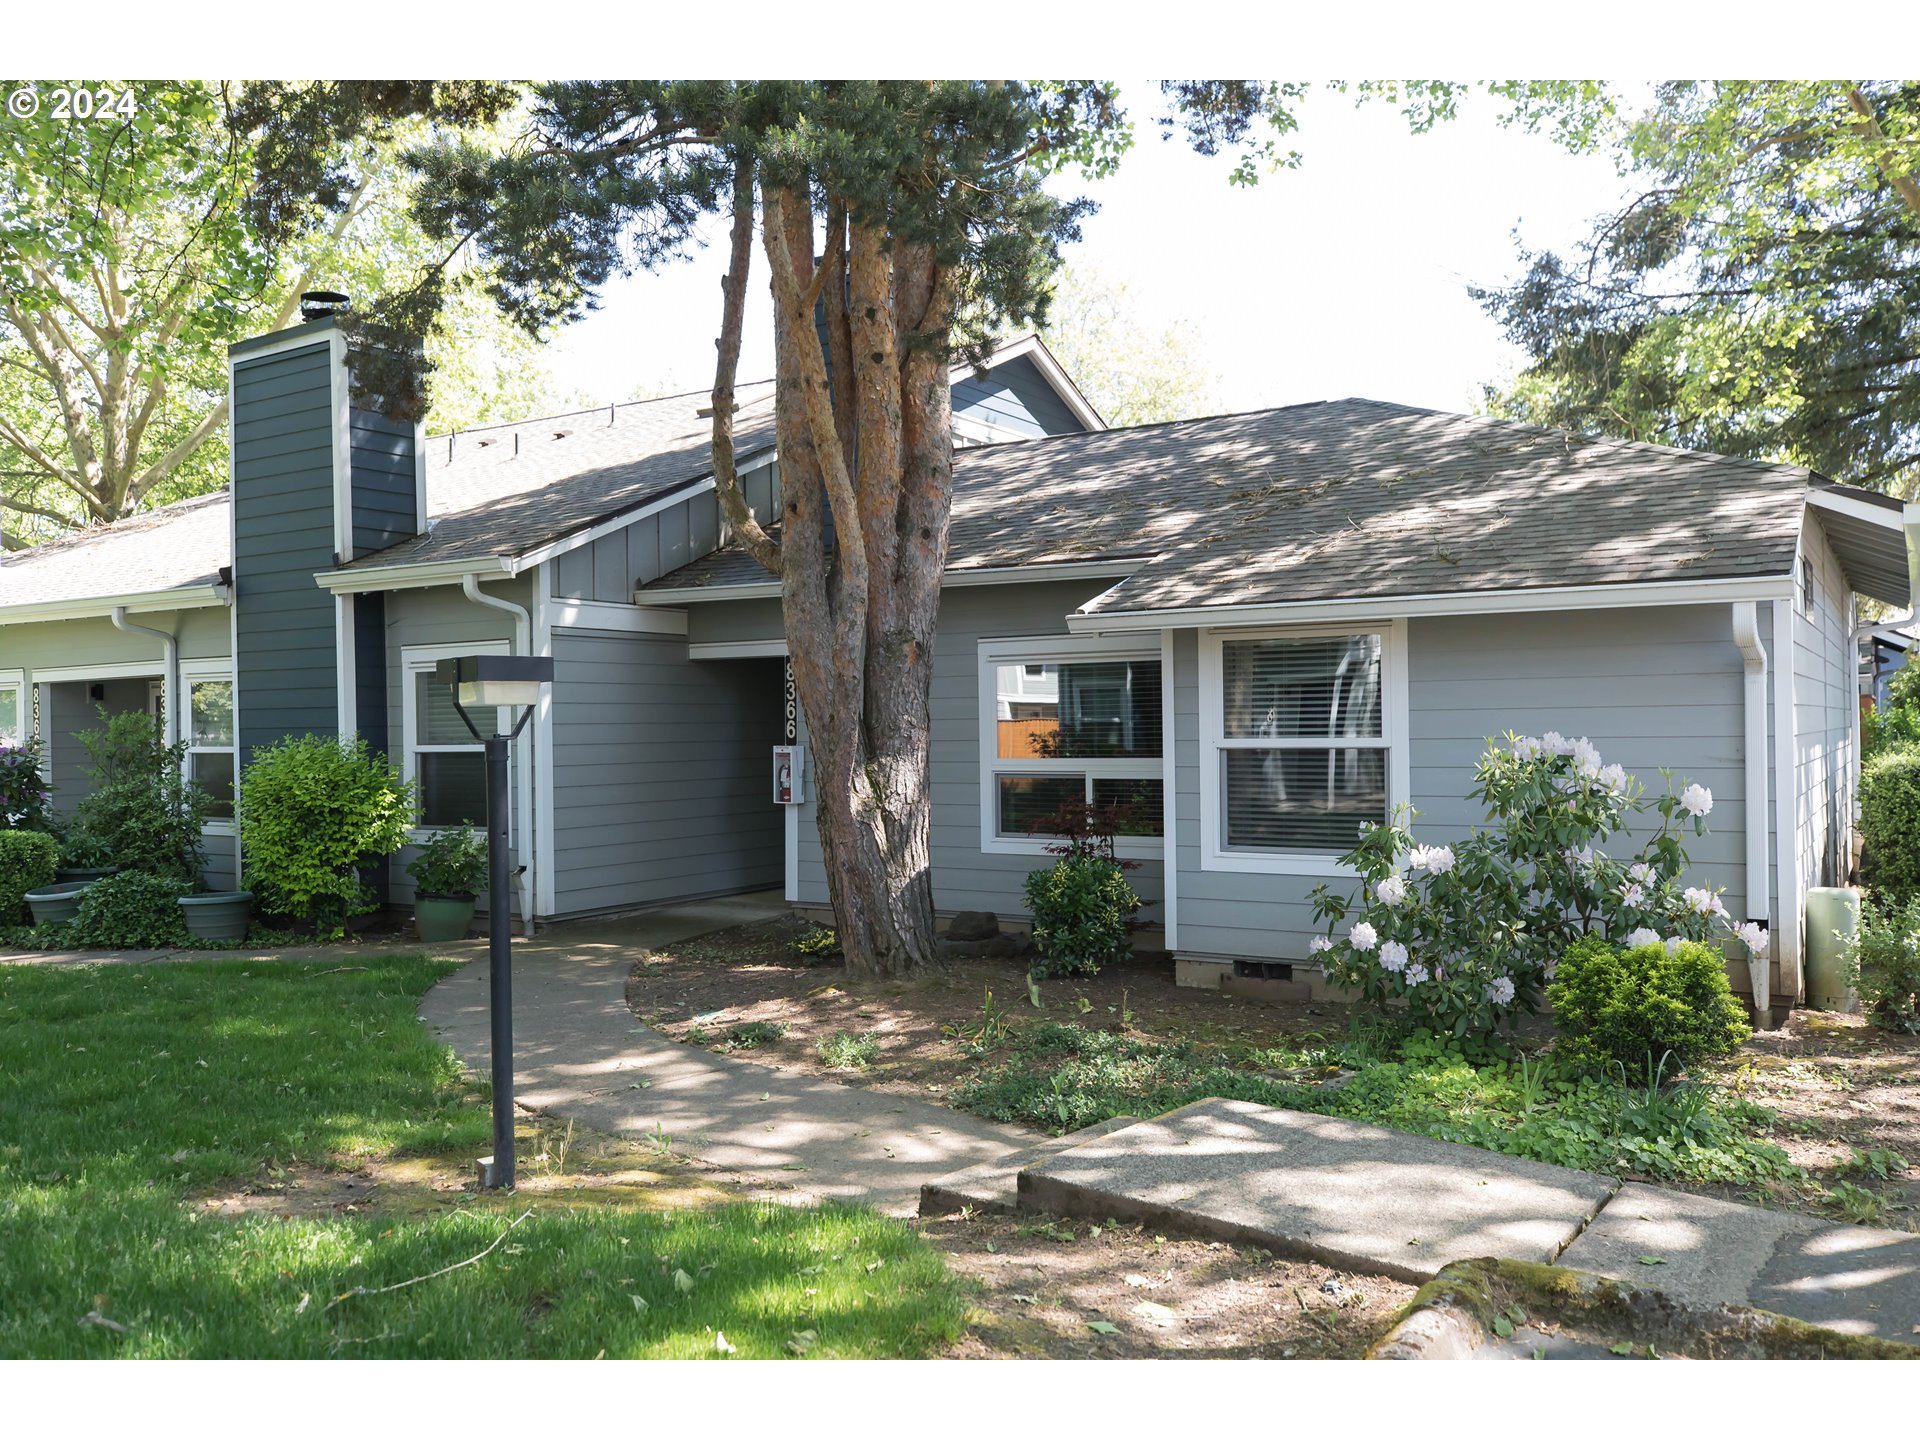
773;744;805;805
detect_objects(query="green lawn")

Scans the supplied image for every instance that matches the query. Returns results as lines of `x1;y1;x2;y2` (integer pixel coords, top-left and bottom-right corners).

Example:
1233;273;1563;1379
0;957;966;1358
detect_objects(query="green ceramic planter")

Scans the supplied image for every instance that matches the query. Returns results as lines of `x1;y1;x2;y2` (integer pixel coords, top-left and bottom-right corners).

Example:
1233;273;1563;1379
25;879;98;926
415;894;476;943
178;891;253;942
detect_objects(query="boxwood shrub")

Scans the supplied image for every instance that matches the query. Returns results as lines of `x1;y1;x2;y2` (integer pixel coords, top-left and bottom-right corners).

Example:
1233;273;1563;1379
1861;743;1920;904
1023;853;1141;979
1548;934;1751;1074
0;830;59;925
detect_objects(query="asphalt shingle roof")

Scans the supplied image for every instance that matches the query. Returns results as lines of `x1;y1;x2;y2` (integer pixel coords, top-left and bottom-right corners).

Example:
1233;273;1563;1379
648;399;1816;611
0;490;229;609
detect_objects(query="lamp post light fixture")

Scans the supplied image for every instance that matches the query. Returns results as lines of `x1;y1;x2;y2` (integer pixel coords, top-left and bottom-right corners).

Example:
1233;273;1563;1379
437;653;554;1190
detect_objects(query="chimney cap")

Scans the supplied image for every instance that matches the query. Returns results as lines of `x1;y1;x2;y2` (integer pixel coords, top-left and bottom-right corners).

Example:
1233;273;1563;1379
299;290;351;322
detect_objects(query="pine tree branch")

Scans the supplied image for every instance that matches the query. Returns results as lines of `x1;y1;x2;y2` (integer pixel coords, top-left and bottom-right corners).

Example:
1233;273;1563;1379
708;157;781;577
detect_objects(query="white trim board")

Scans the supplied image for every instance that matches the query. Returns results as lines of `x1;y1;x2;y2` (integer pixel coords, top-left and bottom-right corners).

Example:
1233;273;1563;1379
1160;628;1178;953
29;659;168;684
532;573;558;919
0;586;227;628
689;639;788;660
1196;619;1410;879
549;599;687;636
1069;575;1797;634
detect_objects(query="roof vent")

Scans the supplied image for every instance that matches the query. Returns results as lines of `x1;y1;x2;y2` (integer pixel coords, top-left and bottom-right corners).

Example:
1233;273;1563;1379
300;289;351;322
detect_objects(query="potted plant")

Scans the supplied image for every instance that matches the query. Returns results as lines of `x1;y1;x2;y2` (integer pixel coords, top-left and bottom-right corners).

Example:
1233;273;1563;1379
54;830;119;884
24;878;99;927
407;826;488;942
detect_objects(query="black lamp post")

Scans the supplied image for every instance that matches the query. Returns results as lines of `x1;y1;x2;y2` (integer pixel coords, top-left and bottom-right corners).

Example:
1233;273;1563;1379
437;653;554;1190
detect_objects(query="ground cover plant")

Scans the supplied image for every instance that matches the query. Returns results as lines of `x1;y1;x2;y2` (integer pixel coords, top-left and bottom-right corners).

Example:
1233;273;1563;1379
0;956;965;1358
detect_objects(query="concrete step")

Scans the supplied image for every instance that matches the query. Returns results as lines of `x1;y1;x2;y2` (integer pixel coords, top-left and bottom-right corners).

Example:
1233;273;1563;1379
1014;1098;1617;1283
918;1116;1139;1217
1557;1181;1920;1344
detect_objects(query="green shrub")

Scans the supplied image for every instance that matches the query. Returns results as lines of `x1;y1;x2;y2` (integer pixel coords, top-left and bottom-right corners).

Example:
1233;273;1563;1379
0;830;59;925
405;825;488;898
1548;934;1751;1074
70;709;209;884
68;871;191;949
787;925;840;964
238;734;416;936
0;739;53;832
1023;853;1141;978
817;1031;880;1070
1840;896;1920;1035
1860;745;1920;904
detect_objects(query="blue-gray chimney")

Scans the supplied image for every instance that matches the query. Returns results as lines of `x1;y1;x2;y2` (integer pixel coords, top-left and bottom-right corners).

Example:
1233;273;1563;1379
227;305;421;760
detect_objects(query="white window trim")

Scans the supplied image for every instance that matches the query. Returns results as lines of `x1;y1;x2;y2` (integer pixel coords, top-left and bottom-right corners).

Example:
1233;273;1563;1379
401;639;510;839
0;669;22;747
1198;619;1410;877
180;658;237;835
977;633;1169;859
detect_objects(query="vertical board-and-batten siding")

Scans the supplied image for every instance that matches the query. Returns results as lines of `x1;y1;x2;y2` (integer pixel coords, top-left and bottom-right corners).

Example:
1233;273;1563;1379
787;580;1167;922
230;338;338;755
952;355;1088;438
548;629;783;914
1175;605;1754;967
551;462;778;602
348;408;418;558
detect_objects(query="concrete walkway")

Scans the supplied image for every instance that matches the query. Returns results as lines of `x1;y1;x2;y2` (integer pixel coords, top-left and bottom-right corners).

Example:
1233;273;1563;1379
418;892;1032;1216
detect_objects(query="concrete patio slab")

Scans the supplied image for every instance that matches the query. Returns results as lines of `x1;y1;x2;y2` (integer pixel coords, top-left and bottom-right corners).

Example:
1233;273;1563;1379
1016;1097;1618;1283
918;1116;1139;1216
418;892;1034;1216
1558;1181;1920;1343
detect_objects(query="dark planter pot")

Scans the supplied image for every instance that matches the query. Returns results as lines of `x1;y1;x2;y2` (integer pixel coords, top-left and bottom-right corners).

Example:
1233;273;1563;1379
178;891;253;942
56;865;120;884
25;879;98;926
415;894;477;943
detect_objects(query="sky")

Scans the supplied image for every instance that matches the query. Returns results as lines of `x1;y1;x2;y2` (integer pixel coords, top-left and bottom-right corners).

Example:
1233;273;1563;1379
540;83;1643;419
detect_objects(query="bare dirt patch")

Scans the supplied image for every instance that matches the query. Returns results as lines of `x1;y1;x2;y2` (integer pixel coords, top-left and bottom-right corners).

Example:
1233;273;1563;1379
624;914;1361;1109
924;1210;1412;1359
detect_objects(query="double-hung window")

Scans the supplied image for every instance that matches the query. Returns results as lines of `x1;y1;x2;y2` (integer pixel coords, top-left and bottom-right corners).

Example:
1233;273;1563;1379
1200;623;1406;874
182;669;236;821
402;642;507;829
979;637;1166;853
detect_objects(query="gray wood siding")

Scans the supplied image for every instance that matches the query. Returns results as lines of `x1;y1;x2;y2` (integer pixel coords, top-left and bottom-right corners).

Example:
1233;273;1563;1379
550;461;779;602
686;597;786;648
953;355;1086;438
1176;605;1755;964
382;580;530;912
793;580;1166;922
349;408;417;558
550;632;784;914
232;341;338;755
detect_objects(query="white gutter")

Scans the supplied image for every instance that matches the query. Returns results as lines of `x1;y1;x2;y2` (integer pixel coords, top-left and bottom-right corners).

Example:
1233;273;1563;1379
461;574;537;937
315;556;514;595
0;585;226;627
110;608;179;747
1731;602;1771;1019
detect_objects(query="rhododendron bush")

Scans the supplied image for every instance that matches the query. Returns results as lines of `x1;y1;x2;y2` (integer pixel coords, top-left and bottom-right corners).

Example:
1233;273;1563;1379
1308;732;1768;1035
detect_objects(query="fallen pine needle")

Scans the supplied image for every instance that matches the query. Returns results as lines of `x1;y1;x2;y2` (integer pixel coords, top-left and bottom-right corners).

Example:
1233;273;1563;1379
326;1208;534;1310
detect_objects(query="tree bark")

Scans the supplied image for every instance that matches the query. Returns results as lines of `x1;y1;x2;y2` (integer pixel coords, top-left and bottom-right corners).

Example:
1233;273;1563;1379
747;181;947;979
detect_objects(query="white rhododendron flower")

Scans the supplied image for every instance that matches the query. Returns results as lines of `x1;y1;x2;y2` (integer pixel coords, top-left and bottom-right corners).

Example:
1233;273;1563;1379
1664;936;1687;956
1735;921;1770;957
1542;731;1569;754
1378;940;1409;973
1682;886;1717;916
1512;735;1543;759
1485;977;1516;1006
1570;738;1602;777
1597;763;1628;794
1348;921;1379;952
1404;963;1431;986
1624;927;1662;948
1375;875;1409;906
1564;846;1597;869
1308;935;1333;954
1679;783;1713;818
1619;881;1646;906
1409;844;1456;874
1628;862;1654;884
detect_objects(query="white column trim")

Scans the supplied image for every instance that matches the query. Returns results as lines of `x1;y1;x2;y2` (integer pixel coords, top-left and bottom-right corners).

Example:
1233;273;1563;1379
1772;598;1802;1009
1160;628;1178;953
532;571;558;919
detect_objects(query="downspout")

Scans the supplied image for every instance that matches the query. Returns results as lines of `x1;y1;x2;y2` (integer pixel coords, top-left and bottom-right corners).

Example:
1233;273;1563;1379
111;608;179;746
1731;602;1772;1020
461;574;536;937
